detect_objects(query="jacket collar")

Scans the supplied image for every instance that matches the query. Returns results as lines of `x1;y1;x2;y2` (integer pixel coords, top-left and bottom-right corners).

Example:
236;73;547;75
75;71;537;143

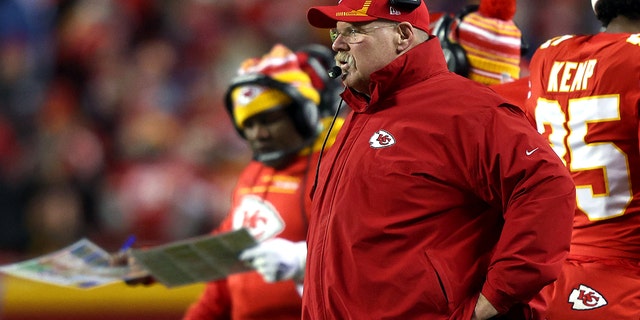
341;37;449;113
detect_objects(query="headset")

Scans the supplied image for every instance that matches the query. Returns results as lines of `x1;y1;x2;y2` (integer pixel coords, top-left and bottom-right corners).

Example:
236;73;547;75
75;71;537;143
431;4;529;77
431;5;477;77
224;73;320;140
224;73;322;164
296;44;344;118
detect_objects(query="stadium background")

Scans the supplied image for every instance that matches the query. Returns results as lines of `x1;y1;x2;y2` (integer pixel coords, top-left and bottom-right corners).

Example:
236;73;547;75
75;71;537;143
0;0;600;319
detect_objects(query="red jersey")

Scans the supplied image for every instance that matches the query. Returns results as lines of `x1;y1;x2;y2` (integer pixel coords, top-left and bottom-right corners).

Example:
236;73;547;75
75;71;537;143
184;155;314;320
525;33;640;260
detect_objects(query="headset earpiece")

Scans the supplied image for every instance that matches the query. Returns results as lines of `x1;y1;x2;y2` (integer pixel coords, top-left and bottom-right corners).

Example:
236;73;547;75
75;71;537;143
224;74;320;140
432;12;470;77
296;44;343;118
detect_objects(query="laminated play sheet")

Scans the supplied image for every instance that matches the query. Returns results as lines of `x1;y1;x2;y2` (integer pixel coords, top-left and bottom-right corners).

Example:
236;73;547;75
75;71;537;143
130;228;257;288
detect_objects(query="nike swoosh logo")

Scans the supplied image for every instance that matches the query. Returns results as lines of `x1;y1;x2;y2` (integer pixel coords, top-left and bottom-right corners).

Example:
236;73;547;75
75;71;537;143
526;148;539;156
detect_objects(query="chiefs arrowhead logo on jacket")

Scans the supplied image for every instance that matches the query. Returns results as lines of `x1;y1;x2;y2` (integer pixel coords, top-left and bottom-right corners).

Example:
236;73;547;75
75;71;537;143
369;130;396;148
568;284;608;310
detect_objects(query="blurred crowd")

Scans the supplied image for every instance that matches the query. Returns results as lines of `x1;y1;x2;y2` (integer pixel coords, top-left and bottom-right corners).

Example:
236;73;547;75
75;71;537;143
0;0;600;262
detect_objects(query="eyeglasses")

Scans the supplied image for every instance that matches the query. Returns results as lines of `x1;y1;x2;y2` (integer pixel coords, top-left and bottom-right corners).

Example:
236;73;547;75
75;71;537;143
329;24;398;44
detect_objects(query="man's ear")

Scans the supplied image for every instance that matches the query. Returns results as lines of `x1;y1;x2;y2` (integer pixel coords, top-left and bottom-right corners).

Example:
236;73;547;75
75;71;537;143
396;22;414;51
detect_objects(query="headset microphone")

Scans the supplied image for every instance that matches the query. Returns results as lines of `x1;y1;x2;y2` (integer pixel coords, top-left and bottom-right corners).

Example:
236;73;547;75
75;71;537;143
328;66;342;79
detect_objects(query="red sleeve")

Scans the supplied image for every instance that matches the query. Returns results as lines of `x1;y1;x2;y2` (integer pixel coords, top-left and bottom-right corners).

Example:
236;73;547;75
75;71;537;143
477;105;575;313
183;279;232;320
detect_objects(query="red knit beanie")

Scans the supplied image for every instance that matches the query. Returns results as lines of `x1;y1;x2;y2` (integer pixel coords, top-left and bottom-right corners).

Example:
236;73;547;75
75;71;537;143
452;0;522;85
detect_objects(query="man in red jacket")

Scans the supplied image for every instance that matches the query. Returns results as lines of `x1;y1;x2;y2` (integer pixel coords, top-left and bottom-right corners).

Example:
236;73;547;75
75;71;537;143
183;43;343;320
303;0;576;319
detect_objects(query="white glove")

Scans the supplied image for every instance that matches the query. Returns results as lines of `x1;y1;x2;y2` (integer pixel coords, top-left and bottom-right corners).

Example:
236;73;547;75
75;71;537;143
239;238;307;283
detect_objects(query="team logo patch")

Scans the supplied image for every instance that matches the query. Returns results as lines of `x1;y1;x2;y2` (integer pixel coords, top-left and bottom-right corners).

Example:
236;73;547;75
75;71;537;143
567;284;608;310
232;195;285;241
369;130;396;148
235;85;264;106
